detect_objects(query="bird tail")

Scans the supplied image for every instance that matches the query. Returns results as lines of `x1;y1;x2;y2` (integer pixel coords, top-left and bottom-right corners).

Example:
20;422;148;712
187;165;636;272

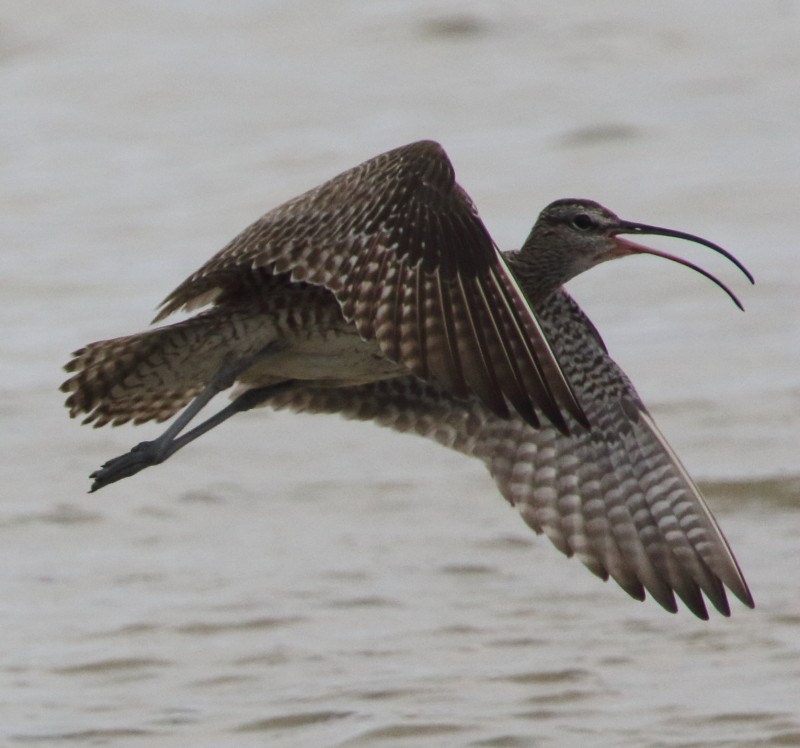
60;308;276;427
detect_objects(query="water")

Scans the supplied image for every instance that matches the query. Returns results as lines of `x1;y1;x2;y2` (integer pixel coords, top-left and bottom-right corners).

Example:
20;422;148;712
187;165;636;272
2;1;799;745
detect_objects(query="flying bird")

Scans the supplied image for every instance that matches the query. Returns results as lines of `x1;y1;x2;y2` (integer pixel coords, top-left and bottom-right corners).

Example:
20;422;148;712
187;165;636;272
61;140;754;618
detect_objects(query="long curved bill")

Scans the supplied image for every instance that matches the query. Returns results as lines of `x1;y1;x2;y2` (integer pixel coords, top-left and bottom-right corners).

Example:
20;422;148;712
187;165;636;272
605;222;754;311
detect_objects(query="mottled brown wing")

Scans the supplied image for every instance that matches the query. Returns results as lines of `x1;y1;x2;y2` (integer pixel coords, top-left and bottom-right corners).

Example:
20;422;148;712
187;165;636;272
264;289;752;619
154;140;586;433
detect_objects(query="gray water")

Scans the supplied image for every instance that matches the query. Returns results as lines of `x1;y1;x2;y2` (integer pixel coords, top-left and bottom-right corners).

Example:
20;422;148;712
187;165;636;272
2;2;799;746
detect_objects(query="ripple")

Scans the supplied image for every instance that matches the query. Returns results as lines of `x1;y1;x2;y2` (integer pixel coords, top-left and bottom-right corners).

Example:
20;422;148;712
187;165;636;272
515;707;595;720
707;711;788;725
235;710;352;732
476;534;535;551
189;673;259;689
487;636;547;649
328;595;398;609
682;710;800;732
773;613;800;626
471;736;538;748
439;563;496;576
1;503;102;527
150;708;200;727
52;657;169;675
11;727;155;742
338;722;465;744
703;474;800;510
558;123;641;148
434;624;483;637
175;616;302;635
356;687;416;701
110;572;165;586
417;15;490;40
497;667;592;685
232;648;293;667
178;488;226;504
523;688;599;706
767;731;800;746
88;622;160;639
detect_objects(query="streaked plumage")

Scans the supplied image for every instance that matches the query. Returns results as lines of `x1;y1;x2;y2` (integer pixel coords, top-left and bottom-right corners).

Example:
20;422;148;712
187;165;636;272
61;140;754;618
156;139;586;432
264;289;752;619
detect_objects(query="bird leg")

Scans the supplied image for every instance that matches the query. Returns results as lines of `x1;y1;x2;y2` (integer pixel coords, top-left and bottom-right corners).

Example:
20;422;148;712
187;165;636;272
89;341;289;492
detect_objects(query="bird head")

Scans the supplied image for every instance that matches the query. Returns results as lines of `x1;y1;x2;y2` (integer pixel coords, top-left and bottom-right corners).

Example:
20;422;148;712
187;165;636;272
515;198;753;307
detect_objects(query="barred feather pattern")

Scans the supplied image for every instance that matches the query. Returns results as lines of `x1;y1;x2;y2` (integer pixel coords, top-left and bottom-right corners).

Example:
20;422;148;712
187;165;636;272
60;284;311;426
265;289;752;618
61;314;257;427
152;140;585;432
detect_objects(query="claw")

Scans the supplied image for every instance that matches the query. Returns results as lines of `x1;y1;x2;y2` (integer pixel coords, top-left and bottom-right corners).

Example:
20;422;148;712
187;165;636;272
89;441;162;492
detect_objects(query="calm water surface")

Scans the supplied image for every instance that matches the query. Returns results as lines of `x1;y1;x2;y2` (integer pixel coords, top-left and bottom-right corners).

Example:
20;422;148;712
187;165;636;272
2;2;799;746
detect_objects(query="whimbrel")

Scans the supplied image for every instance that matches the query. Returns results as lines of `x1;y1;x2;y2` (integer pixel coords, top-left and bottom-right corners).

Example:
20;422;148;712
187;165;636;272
61;141;754;618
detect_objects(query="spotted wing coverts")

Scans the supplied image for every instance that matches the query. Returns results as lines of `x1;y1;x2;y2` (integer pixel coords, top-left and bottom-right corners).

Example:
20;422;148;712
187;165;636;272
155;140;586;432
267;290;753;619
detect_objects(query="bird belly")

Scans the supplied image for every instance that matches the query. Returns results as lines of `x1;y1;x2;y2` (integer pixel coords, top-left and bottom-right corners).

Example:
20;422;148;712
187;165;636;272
238;326;406;387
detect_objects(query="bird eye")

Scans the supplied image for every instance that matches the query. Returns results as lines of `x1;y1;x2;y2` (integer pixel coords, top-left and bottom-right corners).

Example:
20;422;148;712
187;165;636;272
571;213;594;230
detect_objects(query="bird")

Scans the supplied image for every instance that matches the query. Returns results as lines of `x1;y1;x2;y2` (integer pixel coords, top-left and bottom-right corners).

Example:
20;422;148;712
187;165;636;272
61;140;754;618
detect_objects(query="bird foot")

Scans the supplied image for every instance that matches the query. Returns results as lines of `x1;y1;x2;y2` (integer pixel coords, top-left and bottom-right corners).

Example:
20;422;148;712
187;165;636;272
90;440;164;492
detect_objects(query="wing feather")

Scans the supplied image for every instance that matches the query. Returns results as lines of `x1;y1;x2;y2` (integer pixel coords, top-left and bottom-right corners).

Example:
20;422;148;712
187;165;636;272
153;140;585;432
263;288;752;618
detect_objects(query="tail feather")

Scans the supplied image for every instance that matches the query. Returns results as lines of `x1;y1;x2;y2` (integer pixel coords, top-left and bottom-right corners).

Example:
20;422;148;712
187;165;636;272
61;309;275;427
76;388;202;428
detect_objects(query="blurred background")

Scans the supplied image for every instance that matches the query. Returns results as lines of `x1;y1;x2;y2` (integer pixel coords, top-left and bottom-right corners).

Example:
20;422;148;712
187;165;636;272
2;2;798;746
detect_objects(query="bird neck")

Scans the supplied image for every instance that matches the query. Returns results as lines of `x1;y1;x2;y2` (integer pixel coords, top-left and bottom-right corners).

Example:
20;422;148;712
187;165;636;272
504;248;570;307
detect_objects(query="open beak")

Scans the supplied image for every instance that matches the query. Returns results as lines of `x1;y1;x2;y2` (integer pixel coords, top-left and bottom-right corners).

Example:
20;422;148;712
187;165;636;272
602;222;754;311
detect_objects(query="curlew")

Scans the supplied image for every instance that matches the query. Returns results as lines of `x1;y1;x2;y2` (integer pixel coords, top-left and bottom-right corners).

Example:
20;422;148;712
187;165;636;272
61;141;754;618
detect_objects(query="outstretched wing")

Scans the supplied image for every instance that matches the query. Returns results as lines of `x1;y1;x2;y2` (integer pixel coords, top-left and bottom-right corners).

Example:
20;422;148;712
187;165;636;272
155;140;586;433
264;289;753;619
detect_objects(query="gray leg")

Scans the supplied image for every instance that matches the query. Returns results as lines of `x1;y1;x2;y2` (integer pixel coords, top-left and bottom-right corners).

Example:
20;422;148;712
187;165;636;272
89;342;288;492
